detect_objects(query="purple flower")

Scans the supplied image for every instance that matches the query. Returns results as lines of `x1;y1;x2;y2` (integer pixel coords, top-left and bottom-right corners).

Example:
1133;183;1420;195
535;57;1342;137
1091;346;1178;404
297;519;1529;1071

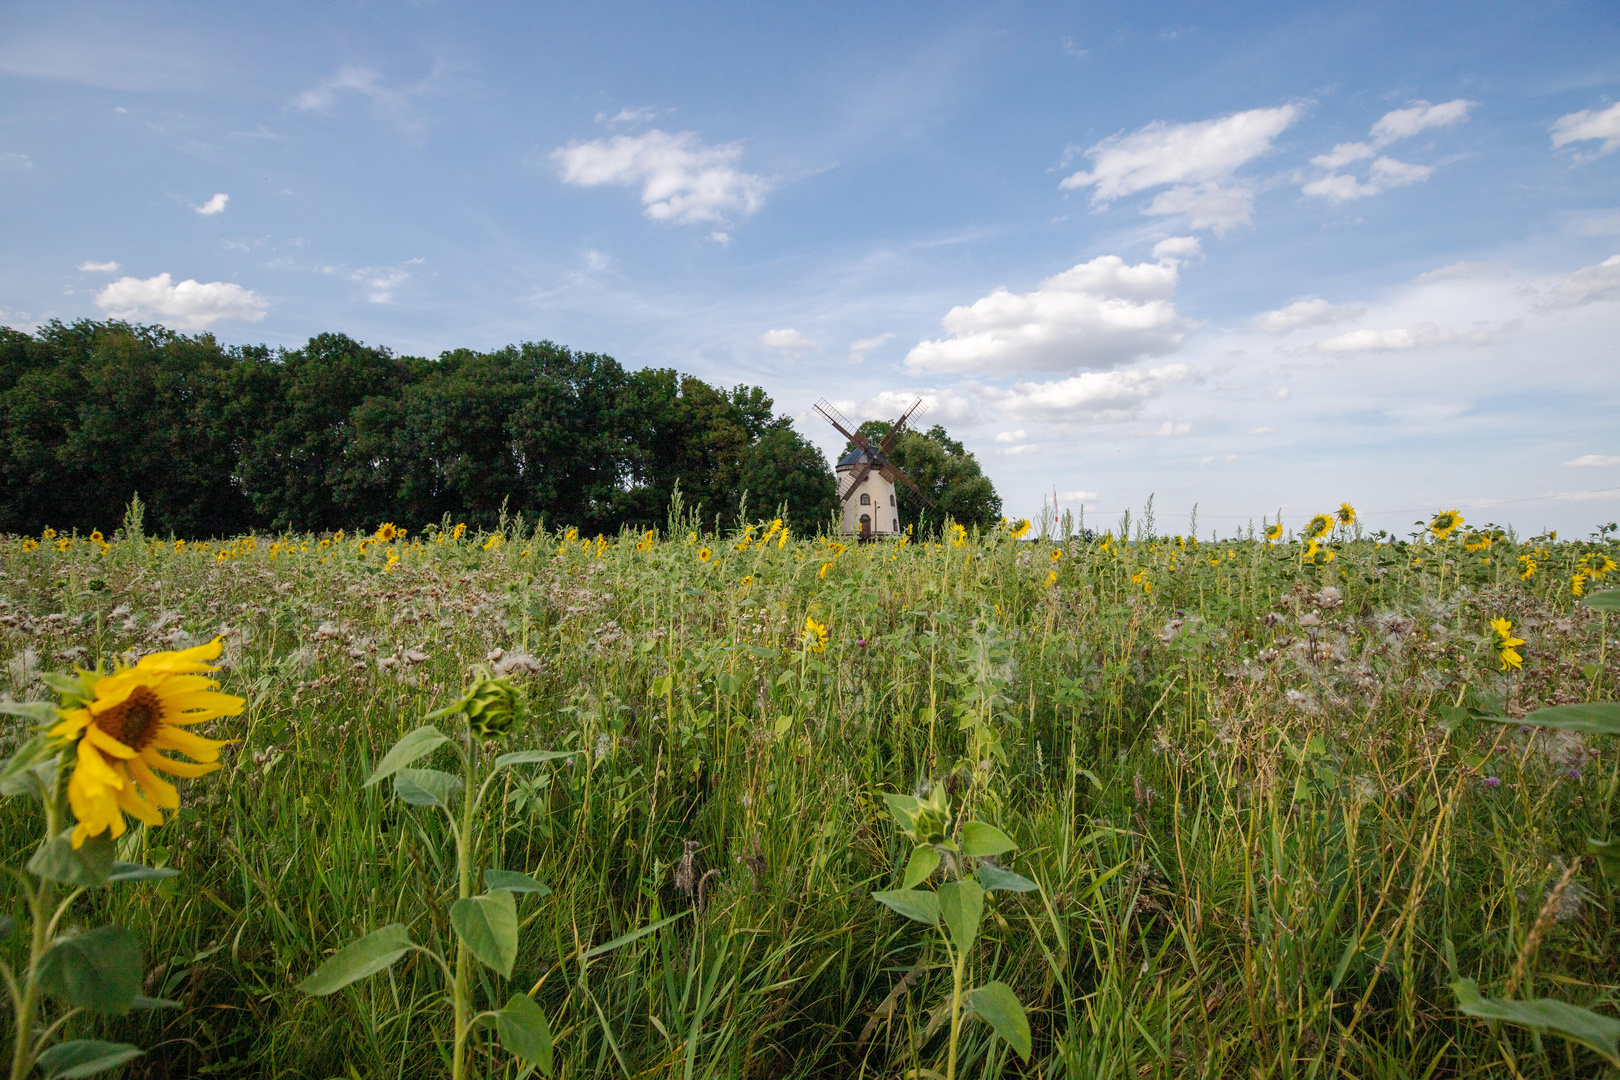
857;639;868;647
1567;768;1582;780
1481;776;1501;789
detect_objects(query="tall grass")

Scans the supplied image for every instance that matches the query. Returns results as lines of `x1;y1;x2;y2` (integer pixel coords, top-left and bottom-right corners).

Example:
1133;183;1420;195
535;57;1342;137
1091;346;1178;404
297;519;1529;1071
2;511;1616;1078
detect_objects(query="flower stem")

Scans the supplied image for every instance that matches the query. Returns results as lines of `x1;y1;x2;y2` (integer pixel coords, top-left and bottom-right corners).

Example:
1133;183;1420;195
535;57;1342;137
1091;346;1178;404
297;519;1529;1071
11;756;67;1080
451;737;476;1080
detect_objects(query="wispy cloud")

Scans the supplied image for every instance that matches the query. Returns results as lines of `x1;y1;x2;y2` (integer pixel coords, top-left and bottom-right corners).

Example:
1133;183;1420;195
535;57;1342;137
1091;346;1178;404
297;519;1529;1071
78;260;119;273
1551;101;1620;160
552;129;771;225
194;192;229;215
1303;99;1471;203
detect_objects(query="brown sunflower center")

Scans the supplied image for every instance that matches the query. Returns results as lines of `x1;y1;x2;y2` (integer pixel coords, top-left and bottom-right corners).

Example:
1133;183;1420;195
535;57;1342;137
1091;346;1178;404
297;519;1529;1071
97;685;165;751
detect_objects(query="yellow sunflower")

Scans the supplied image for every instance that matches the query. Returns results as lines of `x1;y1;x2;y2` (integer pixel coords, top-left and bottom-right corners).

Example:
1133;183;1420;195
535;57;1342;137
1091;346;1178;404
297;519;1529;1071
1336;503;1357;526
804;616;829;652
1010;519;1032;540
698;547;713;562
1489;618;1525;671
50;638;242;848
1429;510;1464;539
1305;514;1332;540
1264;523;1283;543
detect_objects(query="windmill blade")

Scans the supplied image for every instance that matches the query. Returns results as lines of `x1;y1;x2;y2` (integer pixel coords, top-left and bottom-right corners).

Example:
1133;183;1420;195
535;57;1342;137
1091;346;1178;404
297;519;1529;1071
814;398;870;449
841;457;875;501
876;398;928;456
888;462;936;507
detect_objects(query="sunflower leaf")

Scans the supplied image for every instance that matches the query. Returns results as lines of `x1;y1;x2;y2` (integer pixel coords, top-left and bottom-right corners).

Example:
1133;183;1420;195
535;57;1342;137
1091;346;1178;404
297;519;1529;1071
35;1039;143;1079
902;846;941;890
28;830;114;888
365;725;450;786
451;891;519;978
297;924;415;996
872;888;941;925
1493;703;1620;737
0;733;60;798
977;865;1039;893
485;869;551;895
961;822;1017;857
497;993;554;1073
38;925;142;1014
1452;977;1620;1065
966;982;1032;1062
108;861;179;884
491;749;577;771
1581;591;1620;614
393;767;462;807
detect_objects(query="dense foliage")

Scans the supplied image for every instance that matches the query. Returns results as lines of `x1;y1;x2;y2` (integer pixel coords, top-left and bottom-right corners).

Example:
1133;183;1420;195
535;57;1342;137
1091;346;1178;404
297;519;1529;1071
2;507;1618;1077
0;320;864;538
851;420;1002;532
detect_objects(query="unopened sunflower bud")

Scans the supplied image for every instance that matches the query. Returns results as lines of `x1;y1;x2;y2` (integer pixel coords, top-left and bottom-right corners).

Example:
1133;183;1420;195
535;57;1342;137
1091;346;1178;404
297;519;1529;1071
443;665;519;739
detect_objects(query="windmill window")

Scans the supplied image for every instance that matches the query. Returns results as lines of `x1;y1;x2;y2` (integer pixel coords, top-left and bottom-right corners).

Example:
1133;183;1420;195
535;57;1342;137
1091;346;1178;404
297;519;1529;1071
892;519;897;532
889;494;895;506
859;493;870;505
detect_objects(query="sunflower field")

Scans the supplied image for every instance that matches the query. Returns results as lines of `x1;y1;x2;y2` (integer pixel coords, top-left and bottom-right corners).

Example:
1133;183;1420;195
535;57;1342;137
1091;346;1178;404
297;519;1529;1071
2;500;1619;1079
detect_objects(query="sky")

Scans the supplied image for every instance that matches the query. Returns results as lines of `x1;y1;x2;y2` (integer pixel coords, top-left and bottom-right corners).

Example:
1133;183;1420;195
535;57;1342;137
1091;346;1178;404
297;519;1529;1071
2;1;1618;538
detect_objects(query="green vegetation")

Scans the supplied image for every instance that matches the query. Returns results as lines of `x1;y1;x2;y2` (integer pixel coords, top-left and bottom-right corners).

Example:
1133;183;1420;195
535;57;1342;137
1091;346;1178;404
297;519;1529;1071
2;506;1619;1078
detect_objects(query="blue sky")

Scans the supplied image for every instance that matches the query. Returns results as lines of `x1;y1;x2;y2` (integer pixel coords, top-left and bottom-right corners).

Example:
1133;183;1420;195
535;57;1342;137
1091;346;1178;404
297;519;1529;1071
2;1;1619;536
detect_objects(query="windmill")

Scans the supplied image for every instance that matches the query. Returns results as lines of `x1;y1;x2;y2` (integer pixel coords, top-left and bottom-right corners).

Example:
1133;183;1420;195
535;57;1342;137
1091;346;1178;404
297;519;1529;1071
813;398;936;539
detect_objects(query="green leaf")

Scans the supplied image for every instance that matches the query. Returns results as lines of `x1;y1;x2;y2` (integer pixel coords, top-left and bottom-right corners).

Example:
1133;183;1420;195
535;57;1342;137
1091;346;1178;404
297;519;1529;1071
297;924;414;995
364;725;449;786
873;888;940;925
1452;977;1620;1064
130;994;180;1010
497;993;554;1074
977;866;1038;893
38;925;141;1014
1495;703;1620;737
35;1040;143;1079
451;891;518;978
1581;590;1620;613
28;830;114;888
108;861;179;884
0;732;59;797
939;879;984;954
581;910;689;960
492;749;577;771
961;821;1017;858
1590;836;1620;877
902;846;941;890
393;767;462;807
486;869;551;895
967;981;1032;1062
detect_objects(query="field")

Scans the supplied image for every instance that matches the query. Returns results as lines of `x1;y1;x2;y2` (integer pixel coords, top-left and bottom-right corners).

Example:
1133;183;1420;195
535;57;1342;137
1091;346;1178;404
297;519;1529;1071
2;504;1619;1079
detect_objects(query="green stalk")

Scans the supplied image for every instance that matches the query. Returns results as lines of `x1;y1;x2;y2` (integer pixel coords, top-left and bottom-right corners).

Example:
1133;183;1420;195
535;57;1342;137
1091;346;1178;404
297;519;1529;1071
11;754;67;1080
944;946;965;1080
451;735;476;1080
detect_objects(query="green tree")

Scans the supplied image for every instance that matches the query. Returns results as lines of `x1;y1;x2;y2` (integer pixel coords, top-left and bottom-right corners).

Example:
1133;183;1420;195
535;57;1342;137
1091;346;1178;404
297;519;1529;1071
734;422;838;534
852;422;1001;534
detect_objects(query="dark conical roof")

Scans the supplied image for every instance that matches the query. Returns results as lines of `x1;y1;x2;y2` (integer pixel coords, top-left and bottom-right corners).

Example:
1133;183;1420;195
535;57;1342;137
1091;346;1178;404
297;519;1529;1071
837;445;885;469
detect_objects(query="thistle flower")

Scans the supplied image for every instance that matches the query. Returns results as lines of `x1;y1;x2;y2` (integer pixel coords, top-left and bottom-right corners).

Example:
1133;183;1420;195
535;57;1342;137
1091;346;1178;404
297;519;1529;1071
1490;617;1525;671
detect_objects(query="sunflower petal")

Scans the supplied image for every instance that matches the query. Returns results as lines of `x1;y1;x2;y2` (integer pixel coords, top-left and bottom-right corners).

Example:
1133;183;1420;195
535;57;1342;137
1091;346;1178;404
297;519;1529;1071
85;723;138;759
151;726;231;762
126;757;180;810
159;690;247;723
113;767;166;825
135;636;225;675
74;737;124;790
141;752;220;779
50;708;92;740
154;675;223;697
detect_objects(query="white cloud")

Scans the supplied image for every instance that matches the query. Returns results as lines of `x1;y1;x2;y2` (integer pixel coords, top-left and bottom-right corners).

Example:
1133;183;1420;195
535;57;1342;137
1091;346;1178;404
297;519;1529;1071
849;332;894;361
596;106;661;128
1369;156;1431;187
1310;322;1454;353
905;255;1187;375
194;192;228;215
1416;261;1501;282
994;429;1027;443
1058;490;1098;502
1;151;32;169
1060;105;1298;201
1002;443;1042;455
1310;142;1374;170
1249;426;1275;434
1151;236;1202;260
94;273;267;329
292;66;432;137
1253;298;1366;332
1369;99;1473;144
708;231;731;246
1276;387;1290;399
981;363;1196;422
1302;172;1381;202
318;258;423;303
760;328;813;353
1565;454;1620;467
1303;100;1467;202
1144;183;1254;233
859;389;974;425
1156;420;1192;435
552;129;770;225
1546;255;1620;307
1553;103;1620;157
77;260;119;273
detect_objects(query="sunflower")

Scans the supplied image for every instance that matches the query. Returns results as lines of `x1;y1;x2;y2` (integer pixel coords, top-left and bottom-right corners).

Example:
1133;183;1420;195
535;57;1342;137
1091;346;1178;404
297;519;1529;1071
50;638;242;848
374;522;398;542
1429;510;1464;539
1305;514;1332;540
1010;519;1032;540
804;616;829;652
698;547;713;563
1264;523;1283;543
1336;503;1357;526
1489;618;1525;671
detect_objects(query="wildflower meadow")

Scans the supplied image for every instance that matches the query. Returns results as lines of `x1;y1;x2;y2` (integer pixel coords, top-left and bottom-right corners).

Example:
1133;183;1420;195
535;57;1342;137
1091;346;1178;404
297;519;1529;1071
2;497;1619;1078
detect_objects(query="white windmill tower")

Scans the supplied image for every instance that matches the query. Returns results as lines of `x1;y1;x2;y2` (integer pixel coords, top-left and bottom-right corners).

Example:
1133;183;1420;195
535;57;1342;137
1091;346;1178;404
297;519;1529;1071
813;398;936;539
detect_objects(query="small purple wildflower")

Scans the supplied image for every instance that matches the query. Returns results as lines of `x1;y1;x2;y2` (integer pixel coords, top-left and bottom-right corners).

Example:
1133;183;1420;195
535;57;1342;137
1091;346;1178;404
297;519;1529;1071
1481;776;1501;789
1567;768;1583;780
857;639;868;647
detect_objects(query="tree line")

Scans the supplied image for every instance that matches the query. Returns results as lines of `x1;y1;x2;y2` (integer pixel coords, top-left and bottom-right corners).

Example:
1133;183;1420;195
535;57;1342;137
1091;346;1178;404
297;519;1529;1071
0;320;1000;540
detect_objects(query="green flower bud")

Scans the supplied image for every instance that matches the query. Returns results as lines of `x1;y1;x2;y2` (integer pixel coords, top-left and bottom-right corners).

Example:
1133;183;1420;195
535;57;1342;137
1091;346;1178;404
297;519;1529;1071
451;666;519;739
